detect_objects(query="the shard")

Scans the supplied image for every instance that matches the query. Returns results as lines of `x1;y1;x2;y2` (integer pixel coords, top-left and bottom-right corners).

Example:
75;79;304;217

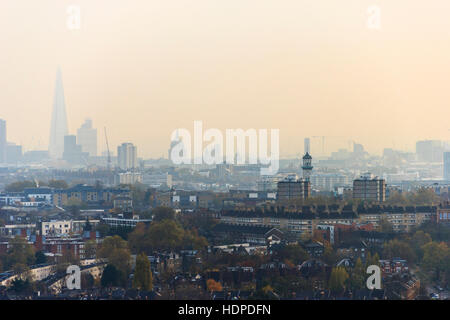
49;68;68;159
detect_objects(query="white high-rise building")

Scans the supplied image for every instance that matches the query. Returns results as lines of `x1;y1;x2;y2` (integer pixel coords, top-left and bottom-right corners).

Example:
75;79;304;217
77;119;97;156
117;142;138;170
49;68;69;159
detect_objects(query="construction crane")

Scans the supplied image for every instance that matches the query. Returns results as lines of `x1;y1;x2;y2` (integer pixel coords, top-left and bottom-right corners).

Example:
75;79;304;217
104;127;111;171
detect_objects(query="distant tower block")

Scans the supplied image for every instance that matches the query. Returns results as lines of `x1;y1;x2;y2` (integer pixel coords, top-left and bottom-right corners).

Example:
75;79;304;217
304;137;310;154
302;152;313;181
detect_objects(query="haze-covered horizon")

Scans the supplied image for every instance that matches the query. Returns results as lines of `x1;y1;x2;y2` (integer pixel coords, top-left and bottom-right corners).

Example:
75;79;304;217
1;0;450;158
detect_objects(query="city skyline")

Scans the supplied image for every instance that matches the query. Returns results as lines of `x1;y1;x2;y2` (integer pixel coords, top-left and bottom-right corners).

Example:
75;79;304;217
1;1;450;158
2;108;450;161
1;0;450;305
2;66;450;160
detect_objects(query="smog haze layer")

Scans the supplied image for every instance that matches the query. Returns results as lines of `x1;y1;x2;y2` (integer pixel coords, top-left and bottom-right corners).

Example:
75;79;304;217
1;0;450;158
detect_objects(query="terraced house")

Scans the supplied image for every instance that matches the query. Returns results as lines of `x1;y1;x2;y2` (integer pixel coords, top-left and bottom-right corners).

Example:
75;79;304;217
219;204;438;237
358;205;435;232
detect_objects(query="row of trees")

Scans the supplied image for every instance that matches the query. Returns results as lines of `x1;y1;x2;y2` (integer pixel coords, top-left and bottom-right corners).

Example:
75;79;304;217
5;180;68;192
385;188;441;206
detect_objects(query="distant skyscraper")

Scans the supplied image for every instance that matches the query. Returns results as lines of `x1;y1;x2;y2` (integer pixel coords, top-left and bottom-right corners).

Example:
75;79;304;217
444;152;450;181
416;140;443;163
63;135;88;165
49;68;69;159
353;143;365;154
77;119;97;156
304;137;310;154
0;119;6;163
117;143;138;170
6;143;22;164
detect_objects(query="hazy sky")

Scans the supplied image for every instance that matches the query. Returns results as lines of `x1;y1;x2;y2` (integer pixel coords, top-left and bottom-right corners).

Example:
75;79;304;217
1;0;450;158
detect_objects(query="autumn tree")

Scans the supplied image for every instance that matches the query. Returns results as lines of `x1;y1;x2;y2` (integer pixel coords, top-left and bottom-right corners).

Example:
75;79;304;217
13;263;31;281
322;242;337;265
133;253;153;291
97;235;132;285
328;266;349;293
101;264;122;288
407;188;440;206
128;217;209;254
410;230;432;260
385;190;408;206
383;239;416;263
182;229;209;251
349;257;365;290
365;252;380;269
127;222;148;254
274;244;310;265
421;242;449;282
206;279;223;292
152;206;176;222
369;252;380;267
128;220;184;253
148;220;184;251
3;236;35;270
